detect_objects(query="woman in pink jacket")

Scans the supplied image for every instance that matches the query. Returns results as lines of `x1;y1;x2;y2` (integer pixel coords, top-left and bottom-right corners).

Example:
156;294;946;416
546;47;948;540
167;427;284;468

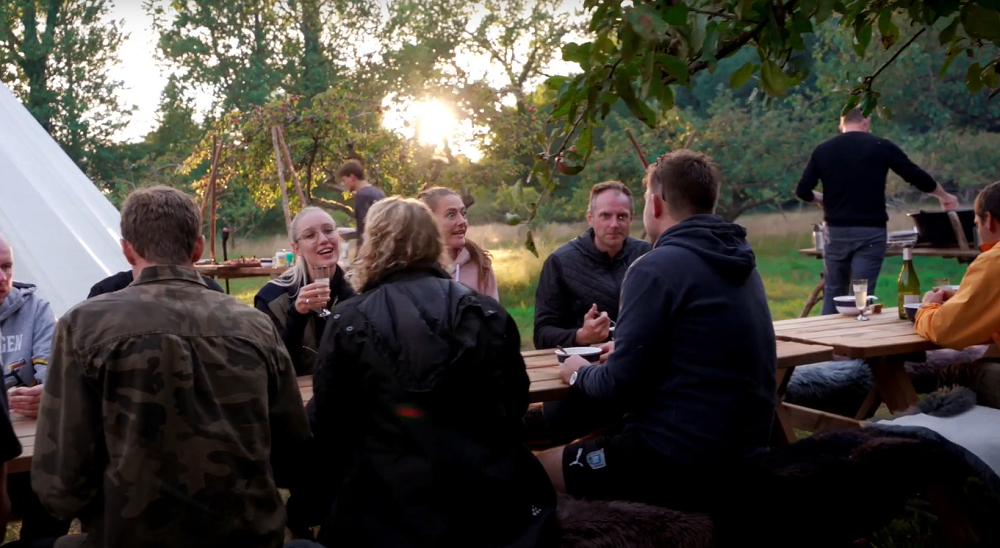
419;187;499;300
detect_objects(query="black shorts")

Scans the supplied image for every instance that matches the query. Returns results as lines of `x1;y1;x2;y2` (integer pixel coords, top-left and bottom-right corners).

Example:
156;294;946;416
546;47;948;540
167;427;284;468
561;429;669;503
562;429;733;513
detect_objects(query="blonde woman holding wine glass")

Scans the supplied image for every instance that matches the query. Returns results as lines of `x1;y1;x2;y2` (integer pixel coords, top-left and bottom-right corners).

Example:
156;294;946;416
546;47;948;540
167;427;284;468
254;207;356;375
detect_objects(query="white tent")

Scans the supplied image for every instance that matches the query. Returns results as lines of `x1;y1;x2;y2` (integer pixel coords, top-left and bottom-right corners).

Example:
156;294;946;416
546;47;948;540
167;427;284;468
0;81;130;317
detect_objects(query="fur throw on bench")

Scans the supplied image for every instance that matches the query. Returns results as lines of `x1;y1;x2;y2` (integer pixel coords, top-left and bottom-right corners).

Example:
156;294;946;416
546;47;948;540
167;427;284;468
556;424;992;548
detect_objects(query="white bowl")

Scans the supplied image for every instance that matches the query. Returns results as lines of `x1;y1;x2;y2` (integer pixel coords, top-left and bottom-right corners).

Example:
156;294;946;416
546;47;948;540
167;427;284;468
833;295;878;316
554;347;602;364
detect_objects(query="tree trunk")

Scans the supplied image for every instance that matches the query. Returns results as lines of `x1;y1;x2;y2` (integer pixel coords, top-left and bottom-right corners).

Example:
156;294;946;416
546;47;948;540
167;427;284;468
276;126;308;206
271;126;294;241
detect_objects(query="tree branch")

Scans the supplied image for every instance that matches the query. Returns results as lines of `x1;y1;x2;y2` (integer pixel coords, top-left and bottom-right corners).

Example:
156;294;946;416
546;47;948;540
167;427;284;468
688;8;739;21
311;196;353;216
864;27;927;86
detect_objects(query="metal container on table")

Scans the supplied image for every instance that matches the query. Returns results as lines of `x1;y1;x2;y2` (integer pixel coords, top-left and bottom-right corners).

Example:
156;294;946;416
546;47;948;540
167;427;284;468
812;223;825;252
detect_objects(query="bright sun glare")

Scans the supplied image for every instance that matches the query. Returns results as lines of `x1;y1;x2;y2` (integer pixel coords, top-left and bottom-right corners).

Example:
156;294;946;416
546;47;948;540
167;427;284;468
411;100;457;147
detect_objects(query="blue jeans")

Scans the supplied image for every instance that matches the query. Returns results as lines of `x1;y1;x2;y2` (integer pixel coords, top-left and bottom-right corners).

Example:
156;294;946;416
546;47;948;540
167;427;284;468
822;226;888;315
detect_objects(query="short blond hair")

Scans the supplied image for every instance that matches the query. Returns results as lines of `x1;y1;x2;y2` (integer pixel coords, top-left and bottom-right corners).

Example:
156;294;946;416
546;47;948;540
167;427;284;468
120;186;202;264
588;180;633;214
351;197;448;291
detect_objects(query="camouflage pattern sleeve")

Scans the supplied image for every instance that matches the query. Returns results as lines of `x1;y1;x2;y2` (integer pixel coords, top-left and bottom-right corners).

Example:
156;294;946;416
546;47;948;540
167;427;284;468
31;317;104;521
266;323;311;483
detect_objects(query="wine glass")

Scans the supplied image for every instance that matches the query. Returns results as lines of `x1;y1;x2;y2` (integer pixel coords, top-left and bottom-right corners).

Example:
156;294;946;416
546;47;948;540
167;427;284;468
311;265;333;318
852;279;869;322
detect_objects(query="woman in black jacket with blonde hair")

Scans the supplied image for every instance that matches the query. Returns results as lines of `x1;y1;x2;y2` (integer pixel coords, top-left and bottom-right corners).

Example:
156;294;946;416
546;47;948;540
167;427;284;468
305;197;558;548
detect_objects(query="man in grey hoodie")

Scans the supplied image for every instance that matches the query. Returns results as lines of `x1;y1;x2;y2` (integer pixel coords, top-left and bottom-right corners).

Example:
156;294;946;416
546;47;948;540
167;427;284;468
0;235;67;542
0;235;56;414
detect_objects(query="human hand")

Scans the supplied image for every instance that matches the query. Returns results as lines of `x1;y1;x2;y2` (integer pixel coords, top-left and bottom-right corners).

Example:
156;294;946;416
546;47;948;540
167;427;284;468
812;191;824;206
560;355;588;384
294;282;332;315
575;304;610;345
937;193;960;210
8;384;43;418
597;341;615;364
922;290;948;305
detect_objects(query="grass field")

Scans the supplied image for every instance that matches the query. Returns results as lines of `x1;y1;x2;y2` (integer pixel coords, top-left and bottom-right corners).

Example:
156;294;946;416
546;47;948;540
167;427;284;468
226;210;970;347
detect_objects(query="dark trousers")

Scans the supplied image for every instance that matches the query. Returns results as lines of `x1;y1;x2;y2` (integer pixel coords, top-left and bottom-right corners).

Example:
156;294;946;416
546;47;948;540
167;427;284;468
822;226;888;315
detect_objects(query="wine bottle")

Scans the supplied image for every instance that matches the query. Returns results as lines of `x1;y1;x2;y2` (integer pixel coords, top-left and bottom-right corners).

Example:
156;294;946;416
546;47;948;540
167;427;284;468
897;247;921;319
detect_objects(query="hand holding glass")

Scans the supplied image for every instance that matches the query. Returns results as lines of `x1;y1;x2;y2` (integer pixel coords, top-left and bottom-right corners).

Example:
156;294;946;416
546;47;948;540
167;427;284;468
311;265;333;317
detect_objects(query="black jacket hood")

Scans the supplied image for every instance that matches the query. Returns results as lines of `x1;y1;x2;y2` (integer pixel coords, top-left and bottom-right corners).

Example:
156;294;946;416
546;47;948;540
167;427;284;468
655;214;756;284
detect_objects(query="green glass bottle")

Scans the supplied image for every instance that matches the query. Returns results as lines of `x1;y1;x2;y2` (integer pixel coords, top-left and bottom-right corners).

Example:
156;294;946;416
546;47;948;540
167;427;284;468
897;247;921;319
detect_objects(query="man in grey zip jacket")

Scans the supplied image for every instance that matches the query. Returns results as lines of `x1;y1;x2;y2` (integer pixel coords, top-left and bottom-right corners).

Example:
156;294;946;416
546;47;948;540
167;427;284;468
0;235;66;542
0;236;56;414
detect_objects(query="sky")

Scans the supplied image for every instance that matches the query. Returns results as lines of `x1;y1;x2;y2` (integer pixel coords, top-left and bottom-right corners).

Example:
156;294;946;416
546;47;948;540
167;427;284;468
107;1;170;142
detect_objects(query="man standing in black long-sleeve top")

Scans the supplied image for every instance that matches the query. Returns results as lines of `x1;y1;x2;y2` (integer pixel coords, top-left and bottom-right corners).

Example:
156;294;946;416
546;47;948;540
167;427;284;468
795;108;958;314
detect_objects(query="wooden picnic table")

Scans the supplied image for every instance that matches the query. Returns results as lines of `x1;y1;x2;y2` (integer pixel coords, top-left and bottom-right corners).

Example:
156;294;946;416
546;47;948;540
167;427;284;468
774;311;933;419
10;342;835;473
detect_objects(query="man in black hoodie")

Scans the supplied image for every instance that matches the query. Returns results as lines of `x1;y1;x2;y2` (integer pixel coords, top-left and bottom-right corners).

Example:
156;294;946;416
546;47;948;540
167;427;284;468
537;150;777;515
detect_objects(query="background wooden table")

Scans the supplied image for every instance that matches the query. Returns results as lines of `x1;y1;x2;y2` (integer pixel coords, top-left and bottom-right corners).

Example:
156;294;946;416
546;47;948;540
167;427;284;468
195;264;290;279
796;245;978;317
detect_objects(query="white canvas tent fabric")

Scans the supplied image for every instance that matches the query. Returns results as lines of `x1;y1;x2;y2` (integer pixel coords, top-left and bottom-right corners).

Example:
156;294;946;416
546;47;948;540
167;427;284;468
0;82;130;317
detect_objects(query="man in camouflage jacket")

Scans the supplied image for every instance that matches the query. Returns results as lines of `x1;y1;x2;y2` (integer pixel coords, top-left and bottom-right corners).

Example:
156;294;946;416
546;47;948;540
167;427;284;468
31;186;312;548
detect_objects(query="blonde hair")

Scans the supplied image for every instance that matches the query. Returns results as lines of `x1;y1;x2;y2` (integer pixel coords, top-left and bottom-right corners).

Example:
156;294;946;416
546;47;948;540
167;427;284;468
351;197;448;292
417;186;494;293
271;206;337;289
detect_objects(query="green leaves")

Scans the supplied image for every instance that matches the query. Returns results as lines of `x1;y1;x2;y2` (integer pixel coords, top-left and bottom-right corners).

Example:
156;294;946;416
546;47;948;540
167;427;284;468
965;62;1000;93
656;54;689;85
760;59;791;97
853;24;873;56
815;0;837;23
664;3;689;25
576;125;594;160
938;17;959;44
966;62;985;93
878;10;899;48
544;75;569;91
562;42;592;65
983;66;1000;89
961;3;1000;41
729;61;755;88
627;5;668;43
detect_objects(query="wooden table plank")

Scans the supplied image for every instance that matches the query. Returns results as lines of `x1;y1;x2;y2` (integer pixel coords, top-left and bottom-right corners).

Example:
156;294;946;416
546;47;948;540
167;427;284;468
774;312;934;359
194;264;290;279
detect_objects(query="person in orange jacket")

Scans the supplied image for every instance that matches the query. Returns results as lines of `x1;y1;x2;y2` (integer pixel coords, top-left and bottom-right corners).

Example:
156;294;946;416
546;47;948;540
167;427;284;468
915;181;1000;409
915;181;1000;348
